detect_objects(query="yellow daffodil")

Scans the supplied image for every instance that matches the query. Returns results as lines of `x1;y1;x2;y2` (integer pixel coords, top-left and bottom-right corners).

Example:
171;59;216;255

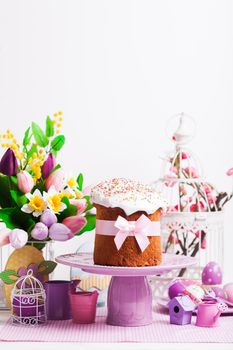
21;189;47;217
43;186;66;214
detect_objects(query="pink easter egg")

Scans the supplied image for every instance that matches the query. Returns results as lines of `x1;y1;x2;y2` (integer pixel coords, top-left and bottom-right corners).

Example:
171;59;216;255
201;261;222;285
223;283;233;303
212;286;227;299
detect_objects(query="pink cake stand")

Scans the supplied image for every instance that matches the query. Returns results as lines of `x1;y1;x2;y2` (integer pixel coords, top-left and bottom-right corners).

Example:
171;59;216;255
56;252;196;327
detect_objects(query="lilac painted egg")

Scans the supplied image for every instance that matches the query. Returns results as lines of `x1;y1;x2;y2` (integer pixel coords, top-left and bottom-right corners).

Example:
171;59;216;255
211;286;227;299
201;261;222;285
223;283;233;303
168;280;185;299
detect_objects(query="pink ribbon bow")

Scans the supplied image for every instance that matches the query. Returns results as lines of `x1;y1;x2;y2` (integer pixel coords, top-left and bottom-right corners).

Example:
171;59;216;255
114;214;151;252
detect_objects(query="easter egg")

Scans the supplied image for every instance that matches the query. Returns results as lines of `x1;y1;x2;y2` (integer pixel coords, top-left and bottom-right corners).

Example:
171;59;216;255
4;246;48;307
168;280;185;299
223;283;233;303
201;261;222;285
212;286;227;299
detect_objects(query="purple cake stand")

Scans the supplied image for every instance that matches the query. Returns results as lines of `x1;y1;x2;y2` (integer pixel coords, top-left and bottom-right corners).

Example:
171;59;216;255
55;253;196;327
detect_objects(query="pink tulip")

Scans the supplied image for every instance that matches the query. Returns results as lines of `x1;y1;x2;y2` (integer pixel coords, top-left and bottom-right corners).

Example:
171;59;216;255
49;223;74;241
170;166;178;175
226;167;233;176
70;199;87;215
0;227;10;247
203;184;211;195
9;229;28;249
168;232;178;244
169;205;179;212
181;152;189;160
201;238;207;249
62;215;87;235
45;169;66;192
31;222;49;240
207;192;217;204
190;201;205;212
184;166;198;178
17;170;34;194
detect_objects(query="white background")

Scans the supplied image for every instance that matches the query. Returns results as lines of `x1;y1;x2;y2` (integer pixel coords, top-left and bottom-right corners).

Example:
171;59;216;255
0;0;233;285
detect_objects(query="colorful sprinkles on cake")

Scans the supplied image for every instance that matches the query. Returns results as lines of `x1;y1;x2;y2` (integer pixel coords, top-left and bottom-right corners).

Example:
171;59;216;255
91;178;167;216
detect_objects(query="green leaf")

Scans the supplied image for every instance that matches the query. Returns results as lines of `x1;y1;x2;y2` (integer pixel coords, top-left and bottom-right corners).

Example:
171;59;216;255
50;164;61;175
27;143;37;159
0;207;35;231
23;127;31;148
46;116;54;137
10;190;27;207
83;195;94;211
0;175;13;208
77;173;84;190
0;270;18;284
76;214;96;235
38;260;57;275
51;135;65;151
58;197;77;222
31;122;49;147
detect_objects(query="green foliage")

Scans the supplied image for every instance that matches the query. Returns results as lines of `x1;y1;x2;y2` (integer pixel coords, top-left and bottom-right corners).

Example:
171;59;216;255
23;127;31;148
38;260;57;275
10;190;27;207
0;270;18;284
76;214;96;235
46;116;55;137
58;197;77;222
77;173;83;190
0;175;13;208
27;143;38;159
83;195;94;211
51;135;65;151
0;207;35;231
31;122;49;147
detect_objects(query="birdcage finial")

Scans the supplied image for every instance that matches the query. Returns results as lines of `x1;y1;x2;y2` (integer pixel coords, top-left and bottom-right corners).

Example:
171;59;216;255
167;112;196;147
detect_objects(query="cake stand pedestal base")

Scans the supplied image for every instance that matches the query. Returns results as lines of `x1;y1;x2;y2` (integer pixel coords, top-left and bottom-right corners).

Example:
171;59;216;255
107;276;152;327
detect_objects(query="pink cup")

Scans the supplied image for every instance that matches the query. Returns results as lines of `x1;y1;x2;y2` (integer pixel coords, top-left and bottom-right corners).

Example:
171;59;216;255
196;300;227;327
69;291;98;324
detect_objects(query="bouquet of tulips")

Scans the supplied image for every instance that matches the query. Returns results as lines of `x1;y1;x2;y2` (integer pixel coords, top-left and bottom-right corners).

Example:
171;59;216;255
0;112;95;251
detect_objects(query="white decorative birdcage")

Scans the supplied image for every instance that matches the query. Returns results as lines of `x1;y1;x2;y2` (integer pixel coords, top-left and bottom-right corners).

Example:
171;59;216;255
11;269;47;326
0;240;54;310
151;113;225;298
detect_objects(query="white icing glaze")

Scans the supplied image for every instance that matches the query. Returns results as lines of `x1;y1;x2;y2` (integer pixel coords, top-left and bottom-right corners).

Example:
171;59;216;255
91;178;167;216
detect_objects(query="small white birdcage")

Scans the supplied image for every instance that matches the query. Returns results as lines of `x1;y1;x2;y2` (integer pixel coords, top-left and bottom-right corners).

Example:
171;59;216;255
151;113;225;298
11;269;47;326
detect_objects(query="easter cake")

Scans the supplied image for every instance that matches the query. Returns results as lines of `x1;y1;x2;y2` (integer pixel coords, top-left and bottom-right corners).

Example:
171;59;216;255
91;178;167;267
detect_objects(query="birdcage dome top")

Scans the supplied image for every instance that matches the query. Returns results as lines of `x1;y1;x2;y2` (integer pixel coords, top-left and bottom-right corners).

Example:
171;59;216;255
153;113;220;213
12;269;45;296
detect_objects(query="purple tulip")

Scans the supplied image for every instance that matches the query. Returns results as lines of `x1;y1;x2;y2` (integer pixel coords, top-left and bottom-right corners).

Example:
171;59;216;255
40;209;57;227
49;223;74;241
0;148;18;176
41;153;56;179
31;222;49;240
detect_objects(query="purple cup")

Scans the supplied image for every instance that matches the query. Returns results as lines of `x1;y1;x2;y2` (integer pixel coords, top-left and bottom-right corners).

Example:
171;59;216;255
44;280;71;320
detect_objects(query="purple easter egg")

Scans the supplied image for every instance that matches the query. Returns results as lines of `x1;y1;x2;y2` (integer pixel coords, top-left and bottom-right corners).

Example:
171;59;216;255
212;286;227;299
168;280;185;299
223;283;233;303
201;261;222;285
